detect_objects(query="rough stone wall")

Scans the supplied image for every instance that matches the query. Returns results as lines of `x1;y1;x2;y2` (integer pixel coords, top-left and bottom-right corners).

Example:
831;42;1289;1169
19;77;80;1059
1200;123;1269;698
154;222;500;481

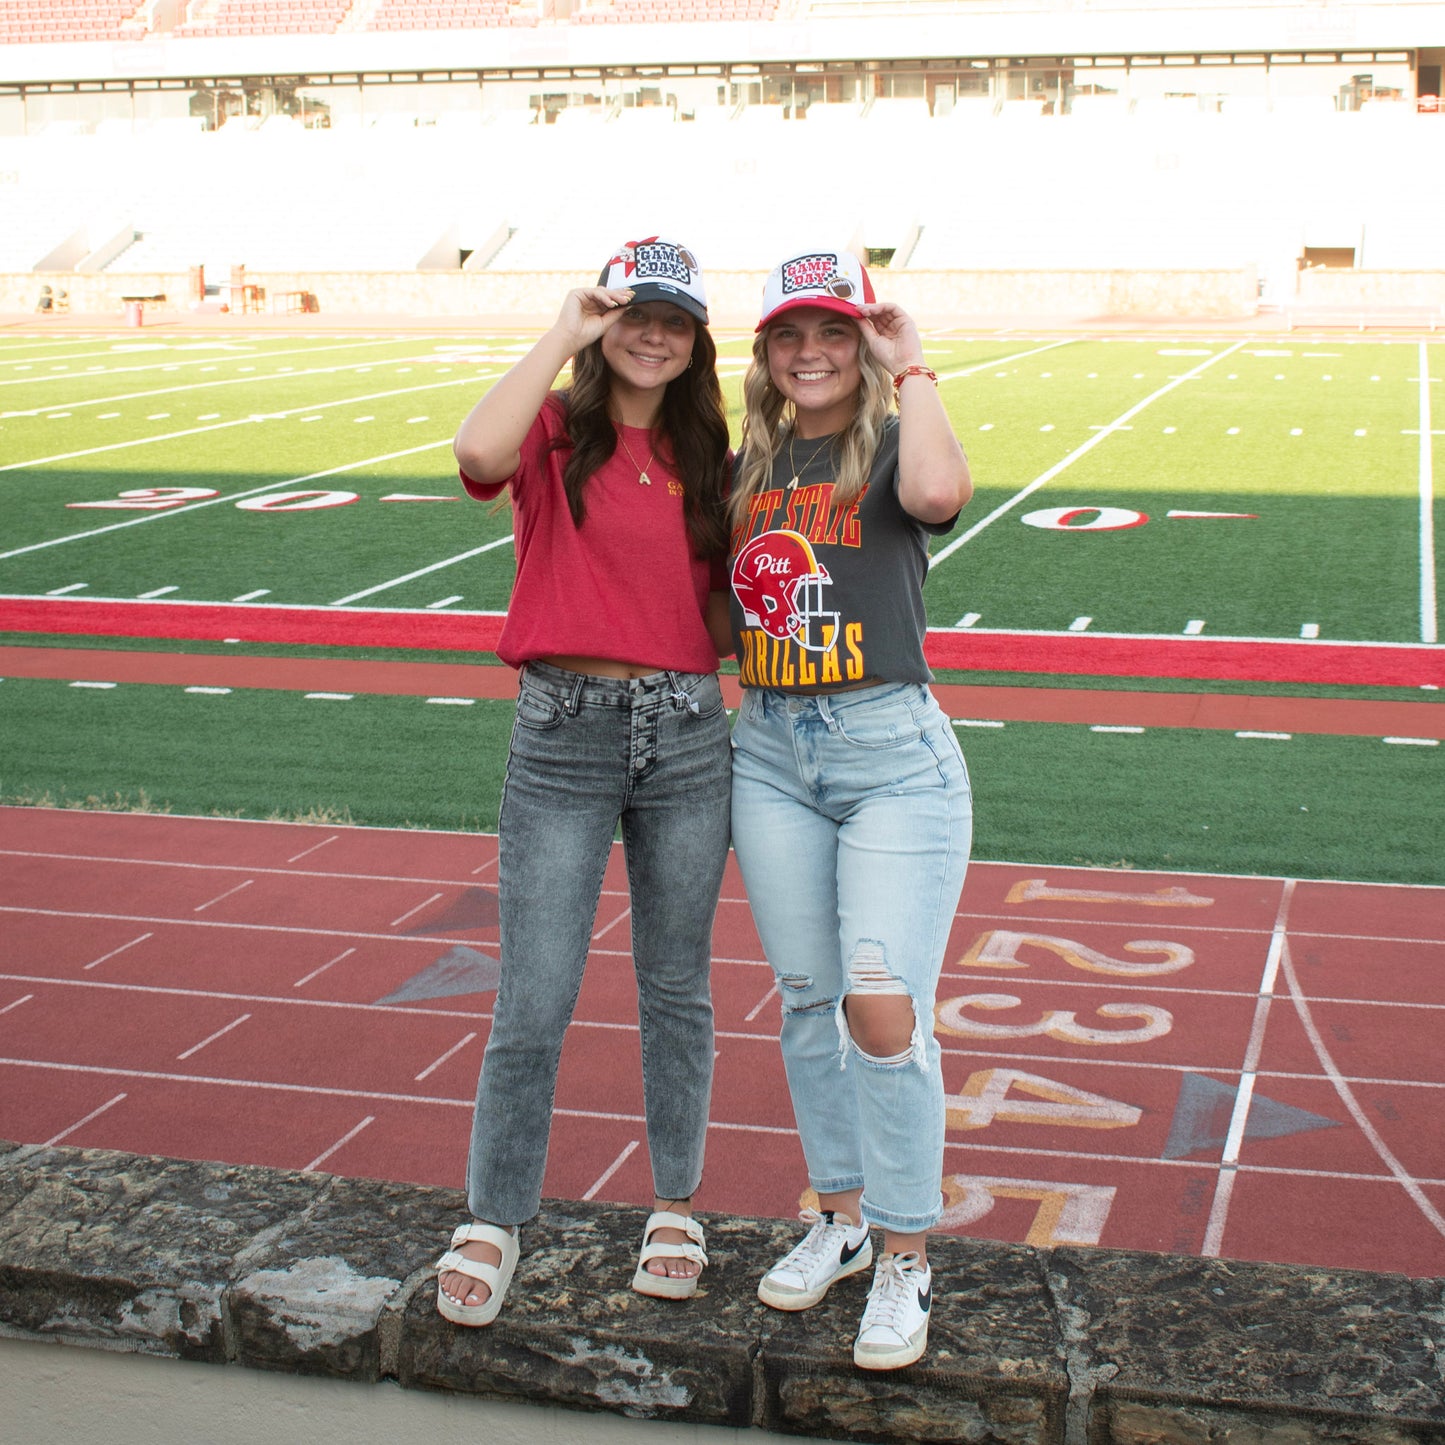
1;1140;1442;1444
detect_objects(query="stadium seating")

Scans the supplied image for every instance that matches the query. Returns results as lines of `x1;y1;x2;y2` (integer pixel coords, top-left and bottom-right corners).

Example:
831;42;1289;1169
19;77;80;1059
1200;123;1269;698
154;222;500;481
0;0;140;44
175;0;352;39
362;0;537;29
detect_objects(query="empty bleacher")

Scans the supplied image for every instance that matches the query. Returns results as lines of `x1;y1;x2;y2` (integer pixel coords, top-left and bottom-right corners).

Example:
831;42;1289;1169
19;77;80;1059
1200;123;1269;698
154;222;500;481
361;0;537;30
0;0;142;44
174;0;352;38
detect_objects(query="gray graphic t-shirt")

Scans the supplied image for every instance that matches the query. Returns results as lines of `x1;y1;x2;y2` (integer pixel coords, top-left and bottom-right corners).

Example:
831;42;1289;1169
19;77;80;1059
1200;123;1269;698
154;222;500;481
728;416;958;692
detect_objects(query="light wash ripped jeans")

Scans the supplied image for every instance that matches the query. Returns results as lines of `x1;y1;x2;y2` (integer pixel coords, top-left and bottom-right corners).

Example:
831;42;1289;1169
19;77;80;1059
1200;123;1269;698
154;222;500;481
466;661;732;1226
730;682;972;1234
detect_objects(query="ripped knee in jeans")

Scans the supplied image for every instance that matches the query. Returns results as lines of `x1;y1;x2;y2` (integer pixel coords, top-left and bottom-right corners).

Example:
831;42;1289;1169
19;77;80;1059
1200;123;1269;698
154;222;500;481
839;940;929;1071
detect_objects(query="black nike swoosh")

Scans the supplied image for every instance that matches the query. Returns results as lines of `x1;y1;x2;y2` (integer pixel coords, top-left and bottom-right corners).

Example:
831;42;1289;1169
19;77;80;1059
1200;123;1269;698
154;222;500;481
917;1282;932;1311
840;1237;867;1266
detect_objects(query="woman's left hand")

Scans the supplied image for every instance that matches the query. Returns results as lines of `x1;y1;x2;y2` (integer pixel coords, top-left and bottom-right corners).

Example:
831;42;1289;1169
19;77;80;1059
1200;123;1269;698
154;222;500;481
857;302;926;375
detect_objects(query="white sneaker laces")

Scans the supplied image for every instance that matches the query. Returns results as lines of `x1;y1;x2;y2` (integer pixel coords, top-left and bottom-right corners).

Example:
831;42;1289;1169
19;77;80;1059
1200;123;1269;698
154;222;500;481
860;1252;923;1334
777;1208;853;1274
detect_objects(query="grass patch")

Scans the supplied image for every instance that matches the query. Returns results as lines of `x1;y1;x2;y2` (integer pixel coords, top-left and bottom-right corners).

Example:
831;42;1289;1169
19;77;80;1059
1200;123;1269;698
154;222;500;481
1;678;512;833
959;721;1439;885
4;676;1437;885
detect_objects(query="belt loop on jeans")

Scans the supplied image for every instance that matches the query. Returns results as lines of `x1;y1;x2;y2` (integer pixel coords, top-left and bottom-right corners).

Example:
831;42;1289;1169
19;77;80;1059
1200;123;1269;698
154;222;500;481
815;694;835;727
665;670;701;716
564;672;585;716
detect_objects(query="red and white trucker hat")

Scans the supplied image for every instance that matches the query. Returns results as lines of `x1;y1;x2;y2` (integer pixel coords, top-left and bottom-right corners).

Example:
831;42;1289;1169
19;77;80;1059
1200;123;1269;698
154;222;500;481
756;248;876;331
597;236;709;325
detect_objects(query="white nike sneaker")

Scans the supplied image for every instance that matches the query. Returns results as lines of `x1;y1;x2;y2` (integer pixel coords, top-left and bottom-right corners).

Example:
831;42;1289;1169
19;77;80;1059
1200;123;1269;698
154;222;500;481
757;1208;873;1311
853;1251;932;1370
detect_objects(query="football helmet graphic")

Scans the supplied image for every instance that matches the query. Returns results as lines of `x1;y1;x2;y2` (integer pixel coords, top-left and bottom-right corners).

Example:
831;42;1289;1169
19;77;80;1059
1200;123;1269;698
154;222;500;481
732;529;841;651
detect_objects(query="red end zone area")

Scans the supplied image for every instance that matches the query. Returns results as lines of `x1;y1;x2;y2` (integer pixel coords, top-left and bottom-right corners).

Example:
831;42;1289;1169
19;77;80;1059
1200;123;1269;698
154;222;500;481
2;805;1441;1278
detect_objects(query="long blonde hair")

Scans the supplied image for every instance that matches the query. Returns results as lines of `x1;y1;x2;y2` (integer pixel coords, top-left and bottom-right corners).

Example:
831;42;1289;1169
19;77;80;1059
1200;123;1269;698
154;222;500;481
729;322;893;532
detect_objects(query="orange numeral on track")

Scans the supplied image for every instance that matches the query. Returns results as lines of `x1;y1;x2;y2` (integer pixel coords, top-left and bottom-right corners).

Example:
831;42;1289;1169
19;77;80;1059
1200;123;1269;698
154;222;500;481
946;1068;1142;1131
959;930;1194;977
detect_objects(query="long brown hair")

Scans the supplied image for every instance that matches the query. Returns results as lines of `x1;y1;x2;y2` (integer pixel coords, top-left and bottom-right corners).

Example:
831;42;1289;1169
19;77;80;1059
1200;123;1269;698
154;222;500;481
728;324;893;532
553;325;730;560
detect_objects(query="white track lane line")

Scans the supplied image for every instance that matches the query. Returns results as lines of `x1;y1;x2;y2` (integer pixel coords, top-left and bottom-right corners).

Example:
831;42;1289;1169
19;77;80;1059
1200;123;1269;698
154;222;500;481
583;1140;640;1199
304;1115;375;1172
82;932;154;970
414;1032;478;1082
44;1092;128;1146
1280;936;1445;1240
928;341;1248;572
1200;877;1295;1258
0;1056;801;1134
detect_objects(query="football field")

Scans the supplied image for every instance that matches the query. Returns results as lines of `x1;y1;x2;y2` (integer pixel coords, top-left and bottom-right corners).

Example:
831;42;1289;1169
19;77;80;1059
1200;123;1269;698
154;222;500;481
2;329;1438;647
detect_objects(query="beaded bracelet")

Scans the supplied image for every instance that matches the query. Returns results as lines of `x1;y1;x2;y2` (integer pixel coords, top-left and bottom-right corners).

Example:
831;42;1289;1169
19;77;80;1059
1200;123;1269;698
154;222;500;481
892;365;938;394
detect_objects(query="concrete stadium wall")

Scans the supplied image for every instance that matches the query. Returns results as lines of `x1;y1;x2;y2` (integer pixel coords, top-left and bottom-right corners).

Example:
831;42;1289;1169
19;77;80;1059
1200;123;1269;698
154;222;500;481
2;266;1268;327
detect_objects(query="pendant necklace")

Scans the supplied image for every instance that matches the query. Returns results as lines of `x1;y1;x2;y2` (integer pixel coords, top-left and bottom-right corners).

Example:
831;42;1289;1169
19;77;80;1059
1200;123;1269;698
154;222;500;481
787;431;834;491
618;428;657;486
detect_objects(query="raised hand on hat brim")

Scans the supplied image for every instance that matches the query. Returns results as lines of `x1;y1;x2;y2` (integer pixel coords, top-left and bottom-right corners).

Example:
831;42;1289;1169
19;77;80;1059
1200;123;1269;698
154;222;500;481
453;285;634;487
856;300;926;375
556;285;638;352
858;301;972;524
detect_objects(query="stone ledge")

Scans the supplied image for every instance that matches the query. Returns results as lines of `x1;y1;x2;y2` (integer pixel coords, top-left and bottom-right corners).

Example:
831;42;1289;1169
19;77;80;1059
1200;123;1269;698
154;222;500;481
1;1142;1441;1443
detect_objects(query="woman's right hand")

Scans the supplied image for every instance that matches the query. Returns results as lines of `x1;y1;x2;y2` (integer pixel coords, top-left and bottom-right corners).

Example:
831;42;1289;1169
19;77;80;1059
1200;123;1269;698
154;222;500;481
553;286;636;352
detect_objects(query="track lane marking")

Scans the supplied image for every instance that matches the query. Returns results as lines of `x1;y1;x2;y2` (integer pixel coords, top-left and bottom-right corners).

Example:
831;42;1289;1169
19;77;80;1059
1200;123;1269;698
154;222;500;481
43;1091;128;1146
1201;879;1295;1257
1281;936;1445;1239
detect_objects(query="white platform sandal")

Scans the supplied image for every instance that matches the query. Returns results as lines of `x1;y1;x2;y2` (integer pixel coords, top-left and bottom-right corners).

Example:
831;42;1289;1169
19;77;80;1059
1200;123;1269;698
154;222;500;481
631;1210;708;1300
436;1221;519;1326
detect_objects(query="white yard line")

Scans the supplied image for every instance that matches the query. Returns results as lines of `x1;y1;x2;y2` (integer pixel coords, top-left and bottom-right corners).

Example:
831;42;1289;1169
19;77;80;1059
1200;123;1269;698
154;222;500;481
3;355;494;416
939;338;1076;384
1419;340;1438;644
0;439;453;560
928;341;1249;571
331;534;515;605
0;334;478;385
0;373;482;476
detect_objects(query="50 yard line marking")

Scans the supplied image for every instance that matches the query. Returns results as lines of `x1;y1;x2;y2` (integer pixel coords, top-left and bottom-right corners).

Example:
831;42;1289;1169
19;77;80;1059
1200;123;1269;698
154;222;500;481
927;340;1248;571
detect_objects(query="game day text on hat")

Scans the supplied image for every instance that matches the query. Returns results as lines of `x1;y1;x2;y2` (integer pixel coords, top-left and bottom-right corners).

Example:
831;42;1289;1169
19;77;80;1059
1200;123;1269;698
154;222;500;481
598;236;709;325
756;248;876;331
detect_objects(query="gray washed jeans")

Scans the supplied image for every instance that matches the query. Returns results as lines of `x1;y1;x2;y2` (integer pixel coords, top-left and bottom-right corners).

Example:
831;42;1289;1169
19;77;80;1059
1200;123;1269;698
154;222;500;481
466;661;732;1225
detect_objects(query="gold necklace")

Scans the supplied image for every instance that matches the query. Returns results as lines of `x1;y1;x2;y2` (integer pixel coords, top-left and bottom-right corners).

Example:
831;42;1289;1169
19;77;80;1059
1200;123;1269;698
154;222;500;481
618;428;657;486
787;431;833;490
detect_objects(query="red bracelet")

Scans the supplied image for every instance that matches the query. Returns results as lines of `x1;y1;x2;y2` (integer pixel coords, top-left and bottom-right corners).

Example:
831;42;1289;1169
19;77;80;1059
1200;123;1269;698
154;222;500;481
892;365;938;394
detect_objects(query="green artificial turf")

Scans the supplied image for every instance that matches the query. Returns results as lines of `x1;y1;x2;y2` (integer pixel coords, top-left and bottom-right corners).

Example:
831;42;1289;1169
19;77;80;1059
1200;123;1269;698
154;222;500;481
0;677;512;833
5;334;1439;644
957;720;1440;885
3;676;1437;886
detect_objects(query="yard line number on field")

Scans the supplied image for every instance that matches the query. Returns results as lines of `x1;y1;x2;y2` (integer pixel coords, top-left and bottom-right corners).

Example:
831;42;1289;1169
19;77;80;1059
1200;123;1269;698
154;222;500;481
927;341;1249;573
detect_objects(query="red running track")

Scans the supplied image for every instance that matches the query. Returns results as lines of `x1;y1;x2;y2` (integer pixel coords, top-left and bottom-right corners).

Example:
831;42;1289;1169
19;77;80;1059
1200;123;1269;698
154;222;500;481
2;806;1442;1278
